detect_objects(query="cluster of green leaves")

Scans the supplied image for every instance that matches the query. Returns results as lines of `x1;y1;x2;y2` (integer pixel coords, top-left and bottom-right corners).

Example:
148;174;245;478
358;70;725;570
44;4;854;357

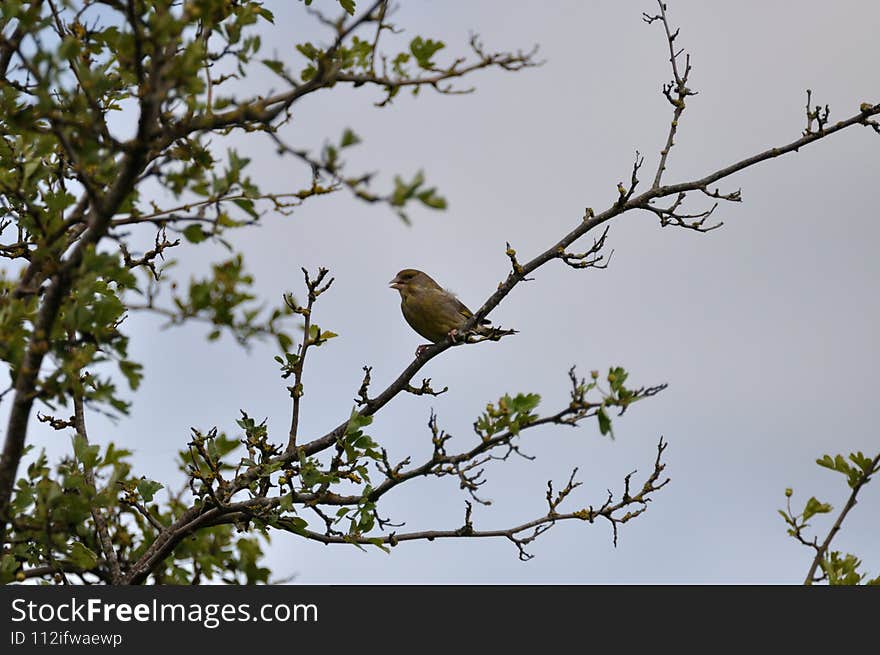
816;452;877;489
0;0;535;584
409;36;446;69
1;245;142;418
0;272;34;387
0;431;269;584
819;552;875;586
779;451;879;585
184;404;387;550
1;1;277;408
168;255;294;349
274;323;337;382
331;412;386;547
269;410;386;548
53;250;141;413
475;393;541;439
1;443;116;584
289;126;448;224
162;148;264;233
569;366;653;438
296;32;446;81
389;171;446;223
338;410;383;480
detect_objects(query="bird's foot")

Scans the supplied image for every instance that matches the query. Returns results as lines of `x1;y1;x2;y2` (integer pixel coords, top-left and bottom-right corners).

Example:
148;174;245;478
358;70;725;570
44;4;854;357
447;328;461;343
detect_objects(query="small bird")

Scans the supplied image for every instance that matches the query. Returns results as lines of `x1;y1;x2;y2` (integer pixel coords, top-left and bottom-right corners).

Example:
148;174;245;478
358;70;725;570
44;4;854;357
389;269;514;355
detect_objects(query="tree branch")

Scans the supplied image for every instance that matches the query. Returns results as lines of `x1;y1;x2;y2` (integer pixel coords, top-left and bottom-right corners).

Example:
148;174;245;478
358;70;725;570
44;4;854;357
72;372;123;584
211;438;669;561
285;268;334;452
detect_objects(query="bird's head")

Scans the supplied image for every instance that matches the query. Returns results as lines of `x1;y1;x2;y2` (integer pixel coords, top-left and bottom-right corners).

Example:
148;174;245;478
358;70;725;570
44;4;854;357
389;269;439;295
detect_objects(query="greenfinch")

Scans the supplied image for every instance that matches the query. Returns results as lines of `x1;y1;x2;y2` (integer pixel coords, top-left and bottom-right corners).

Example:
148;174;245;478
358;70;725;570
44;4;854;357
389;269;513;354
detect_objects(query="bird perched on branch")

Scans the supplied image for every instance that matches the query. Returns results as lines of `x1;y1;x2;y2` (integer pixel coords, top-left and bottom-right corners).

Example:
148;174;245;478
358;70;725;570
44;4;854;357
389;268;516;356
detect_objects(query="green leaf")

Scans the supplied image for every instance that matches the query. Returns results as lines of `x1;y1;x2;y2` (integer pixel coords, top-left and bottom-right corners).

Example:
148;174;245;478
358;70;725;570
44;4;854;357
68;542;98;570
802;496;832;521
233;197;258;218
345;407;373;436
119;360;144;391
72;434;100;470
277;332;293;353
339;0;356;15
58;35;82;60
183;224;209;243
296;42;320;61
262;59;285;76
137;478;164;503
256;7;275;23
849;451;873;473
597;408;612;437
340;128;361;148
410;36;445;69
511;393;541;413
285;517;309;534
417;188;447;210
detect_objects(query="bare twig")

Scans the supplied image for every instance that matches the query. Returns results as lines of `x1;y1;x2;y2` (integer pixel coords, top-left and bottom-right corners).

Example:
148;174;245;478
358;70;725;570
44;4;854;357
644;1;698;189
285;268;334;452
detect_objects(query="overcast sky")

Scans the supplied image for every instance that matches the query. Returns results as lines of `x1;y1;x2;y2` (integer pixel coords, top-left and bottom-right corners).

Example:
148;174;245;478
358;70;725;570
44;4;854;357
7;1;879;584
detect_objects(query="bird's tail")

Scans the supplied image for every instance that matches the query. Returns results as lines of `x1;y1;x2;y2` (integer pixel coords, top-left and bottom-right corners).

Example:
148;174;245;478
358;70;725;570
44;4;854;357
471;323;518;342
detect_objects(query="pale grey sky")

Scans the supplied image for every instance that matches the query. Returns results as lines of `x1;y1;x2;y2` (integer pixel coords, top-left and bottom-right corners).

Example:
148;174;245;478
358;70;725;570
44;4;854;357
7;1;879;583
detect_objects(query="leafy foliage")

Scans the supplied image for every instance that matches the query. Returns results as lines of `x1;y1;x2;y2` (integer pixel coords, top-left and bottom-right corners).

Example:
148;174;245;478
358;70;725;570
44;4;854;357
779;450;880;585
8;0;868;587
0;0;538;584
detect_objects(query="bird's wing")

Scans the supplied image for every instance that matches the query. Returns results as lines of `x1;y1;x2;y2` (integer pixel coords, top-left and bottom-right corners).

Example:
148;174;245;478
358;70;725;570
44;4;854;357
442;291;489;325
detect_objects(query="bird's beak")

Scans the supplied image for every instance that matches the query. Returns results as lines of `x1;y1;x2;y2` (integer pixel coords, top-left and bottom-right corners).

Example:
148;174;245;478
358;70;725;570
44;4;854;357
389;276;403;290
